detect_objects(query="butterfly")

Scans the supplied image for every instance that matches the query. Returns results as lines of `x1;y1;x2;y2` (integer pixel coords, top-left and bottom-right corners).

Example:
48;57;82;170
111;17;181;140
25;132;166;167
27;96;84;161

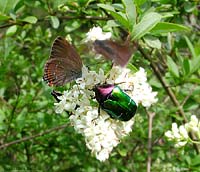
43;37;83;86
93;36;134;67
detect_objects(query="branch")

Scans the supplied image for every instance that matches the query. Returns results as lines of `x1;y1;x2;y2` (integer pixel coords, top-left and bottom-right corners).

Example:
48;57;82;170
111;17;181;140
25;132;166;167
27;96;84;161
59;15;110;21
0;23;16;29
146;110;155;172
0;15;110;29
138;45;188;122
0;124;68;149
181;85;197;107
138;44;200;154
3;87;20;143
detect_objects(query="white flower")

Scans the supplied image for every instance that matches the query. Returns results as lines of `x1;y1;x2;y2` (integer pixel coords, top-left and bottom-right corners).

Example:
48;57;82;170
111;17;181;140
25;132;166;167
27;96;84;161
107;66;158;107
165;123;188;147
165;115;200;148
54;100;66;114
165;131;174;140
171;123;181;139
54;65;157;161
175;141;187;148
191;115;198;125
179;125;189;139
85;26;112;42
95;149;110;162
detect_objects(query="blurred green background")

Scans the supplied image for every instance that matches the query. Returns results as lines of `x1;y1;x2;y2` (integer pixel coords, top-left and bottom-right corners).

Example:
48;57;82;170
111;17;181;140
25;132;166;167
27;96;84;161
0;0;200;171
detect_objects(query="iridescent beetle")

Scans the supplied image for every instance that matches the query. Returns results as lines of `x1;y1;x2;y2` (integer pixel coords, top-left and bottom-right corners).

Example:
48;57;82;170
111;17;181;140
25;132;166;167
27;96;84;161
43;36;137;121
94;84;137;121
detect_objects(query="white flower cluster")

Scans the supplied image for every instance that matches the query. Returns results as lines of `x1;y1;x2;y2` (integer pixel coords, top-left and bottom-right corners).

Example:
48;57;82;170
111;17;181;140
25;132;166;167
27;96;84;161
54;66;158;161
165;115;200;148
165;123;189;147
85;26;112;42
109;67;158;107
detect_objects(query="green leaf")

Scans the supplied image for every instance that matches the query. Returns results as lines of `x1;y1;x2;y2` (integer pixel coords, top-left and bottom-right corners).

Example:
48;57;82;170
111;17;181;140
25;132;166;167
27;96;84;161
151;22;190;34
106;20;120;28
0;0;20;14
184;2;196;13
184;36;196;58
16;112;26;130
0;109;6;123
97;3;129;29
10;12;16;20
64;21;81;33
118;148;128;157
131;12;162;40
6;25;17;36
167;56;179;78
190;55;200;74
191;155;200;166
183;59;190;76
50;16;60;29
122;0;136;31
22;16;38;24
188;78;200;84
127;63;138;73
109;11;129;29
97;3;115;12
143;35;161;49
0;14;10;21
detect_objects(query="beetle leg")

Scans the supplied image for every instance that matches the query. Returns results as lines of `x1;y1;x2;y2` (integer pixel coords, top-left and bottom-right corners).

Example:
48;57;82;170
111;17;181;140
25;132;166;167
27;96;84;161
98;105;100;116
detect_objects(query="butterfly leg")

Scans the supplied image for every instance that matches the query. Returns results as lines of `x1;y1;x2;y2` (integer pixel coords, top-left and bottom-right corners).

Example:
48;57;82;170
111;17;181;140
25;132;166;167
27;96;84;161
51;90;63;102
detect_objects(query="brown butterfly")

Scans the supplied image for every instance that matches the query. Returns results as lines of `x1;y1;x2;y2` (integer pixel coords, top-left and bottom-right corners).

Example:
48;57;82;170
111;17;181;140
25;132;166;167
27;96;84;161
93;37;135;67
43;37;83;86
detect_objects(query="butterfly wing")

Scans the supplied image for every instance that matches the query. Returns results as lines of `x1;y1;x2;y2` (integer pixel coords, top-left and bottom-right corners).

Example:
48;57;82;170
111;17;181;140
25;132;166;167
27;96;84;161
93;39;133;67
43;37;82;86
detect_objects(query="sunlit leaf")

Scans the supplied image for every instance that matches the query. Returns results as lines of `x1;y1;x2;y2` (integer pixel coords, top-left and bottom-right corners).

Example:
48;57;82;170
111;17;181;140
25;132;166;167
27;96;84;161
132;12;162;40
190;55;200;74
183;59;190;76
97;3;129;29
0;14;10;21
0;0;19;13
50;16;60;29
184;36;196;58
151;22;190;34
6;25;17;36
167;56;179;78
143;35;161;49
122;0;136;31
22;16;38;24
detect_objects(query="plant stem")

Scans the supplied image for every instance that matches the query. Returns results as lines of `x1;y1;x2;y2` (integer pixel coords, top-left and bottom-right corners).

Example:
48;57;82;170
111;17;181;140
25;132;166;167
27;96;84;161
0;124;68;149
146;111;155;172
138;44;200;154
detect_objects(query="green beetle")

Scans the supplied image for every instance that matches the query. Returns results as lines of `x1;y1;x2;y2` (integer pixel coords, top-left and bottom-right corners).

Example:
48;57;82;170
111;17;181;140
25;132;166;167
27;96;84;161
94;84;137;121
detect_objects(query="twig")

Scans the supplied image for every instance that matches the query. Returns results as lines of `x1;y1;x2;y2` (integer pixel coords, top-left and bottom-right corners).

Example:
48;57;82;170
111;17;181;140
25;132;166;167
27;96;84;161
0;23;16;29
46;0;54;15
0;15;110;29
59;15;110;21
181;85;197;107
0;124;68;149
138;45;188;122
3;88;20;143
138;45;199;154
146;110;155;172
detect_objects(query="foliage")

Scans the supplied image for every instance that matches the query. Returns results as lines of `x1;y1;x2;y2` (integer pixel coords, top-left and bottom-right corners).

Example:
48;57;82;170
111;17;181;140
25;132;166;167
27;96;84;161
0;0;200;171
